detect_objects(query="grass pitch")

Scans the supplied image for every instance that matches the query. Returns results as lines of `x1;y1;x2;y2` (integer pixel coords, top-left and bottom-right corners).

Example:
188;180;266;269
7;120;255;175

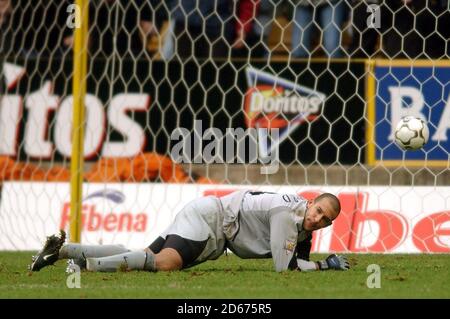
0;252;449;298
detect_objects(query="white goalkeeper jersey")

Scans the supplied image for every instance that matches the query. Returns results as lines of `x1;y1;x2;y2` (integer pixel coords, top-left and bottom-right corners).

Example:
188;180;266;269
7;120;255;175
219;190;311;272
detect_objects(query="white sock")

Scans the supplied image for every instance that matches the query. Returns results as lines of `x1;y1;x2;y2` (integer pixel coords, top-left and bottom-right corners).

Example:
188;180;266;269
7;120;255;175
59;244;129;259
86;251;156;272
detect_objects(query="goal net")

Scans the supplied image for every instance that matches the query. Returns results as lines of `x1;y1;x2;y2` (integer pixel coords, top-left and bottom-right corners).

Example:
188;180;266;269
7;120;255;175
0;0;449;253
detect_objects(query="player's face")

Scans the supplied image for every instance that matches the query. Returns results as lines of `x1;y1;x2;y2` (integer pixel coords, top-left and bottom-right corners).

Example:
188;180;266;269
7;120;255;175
303;198;337;231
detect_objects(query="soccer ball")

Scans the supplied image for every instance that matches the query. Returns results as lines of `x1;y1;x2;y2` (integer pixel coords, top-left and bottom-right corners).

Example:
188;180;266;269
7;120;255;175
394;116;429;150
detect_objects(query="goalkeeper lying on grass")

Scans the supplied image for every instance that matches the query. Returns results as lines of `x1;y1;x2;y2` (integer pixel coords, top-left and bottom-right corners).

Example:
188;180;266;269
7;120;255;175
29;190;349;273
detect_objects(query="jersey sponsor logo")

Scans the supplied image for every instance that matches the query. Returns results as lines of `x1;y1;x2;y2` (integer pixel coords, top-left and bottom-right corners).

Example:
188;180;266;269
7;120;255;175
284;239;296;254
244;67;326;157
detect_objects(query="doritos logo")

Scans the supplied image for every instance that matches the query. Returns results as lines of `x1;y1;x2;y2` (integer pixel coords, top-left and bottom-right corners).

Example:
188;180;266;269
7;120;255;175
244;67;326;157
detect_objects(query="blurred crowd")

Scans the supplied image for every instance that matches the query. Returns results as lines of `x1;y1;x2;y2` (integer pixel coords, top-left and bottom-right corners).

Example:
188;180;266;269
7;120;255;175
1;0;450;60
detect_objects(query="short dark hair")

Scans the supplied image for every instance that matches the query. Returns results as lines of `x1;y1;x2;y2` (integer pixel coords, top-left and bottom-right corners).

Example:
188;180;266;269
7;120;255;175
314;193;341;215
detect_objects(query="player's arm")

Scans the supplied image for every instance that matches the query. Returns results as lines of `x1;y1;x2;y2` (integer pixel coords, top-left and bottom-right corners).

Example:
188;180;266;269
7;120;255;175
290;235;349;271
288;234;314;271
269;210;299;272
289;232;349;271
297;254;350;272
297;233;313;260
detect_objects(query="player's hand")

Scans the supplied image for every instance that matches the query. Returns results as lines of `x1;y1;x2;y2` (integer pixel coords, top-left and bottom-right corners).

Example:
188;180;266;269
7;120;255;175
317;254;349;271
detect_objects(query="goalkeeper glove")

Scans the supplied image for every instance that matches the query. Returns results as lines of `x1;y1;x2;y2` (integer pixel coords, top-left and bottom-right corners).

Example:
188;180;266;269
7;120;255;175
316;254;350;271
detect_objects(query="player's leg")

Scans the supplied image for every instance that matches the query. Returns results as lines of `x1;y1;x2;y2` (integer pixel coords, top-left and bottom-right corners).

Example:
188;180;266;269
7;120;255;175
59;243;130;269
29;230;67;271
146;236;184;270
147;197;224;271
150;248;183;271
85;249;156;272
83;236;168;272
147;236;166;254
85;234;207;272
32;196;223;272
29;229;131;271
153;234;208;271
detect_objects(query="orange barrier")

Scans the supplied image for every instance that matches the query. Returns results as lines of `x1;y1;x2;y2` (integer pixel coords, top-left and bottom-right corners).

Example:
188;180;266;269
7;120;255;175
0;153;215;184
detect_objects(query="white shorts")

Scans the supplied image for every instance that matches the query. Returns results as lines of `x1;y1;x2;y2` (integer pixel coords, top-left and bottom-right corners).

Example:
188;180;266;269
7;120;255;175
159;195;226;265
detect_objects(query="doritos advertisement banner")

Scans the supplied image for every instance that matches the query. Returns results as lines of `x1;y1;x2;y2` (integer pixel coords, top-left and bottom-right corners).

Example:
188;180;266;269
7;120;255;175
1;59;365;164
